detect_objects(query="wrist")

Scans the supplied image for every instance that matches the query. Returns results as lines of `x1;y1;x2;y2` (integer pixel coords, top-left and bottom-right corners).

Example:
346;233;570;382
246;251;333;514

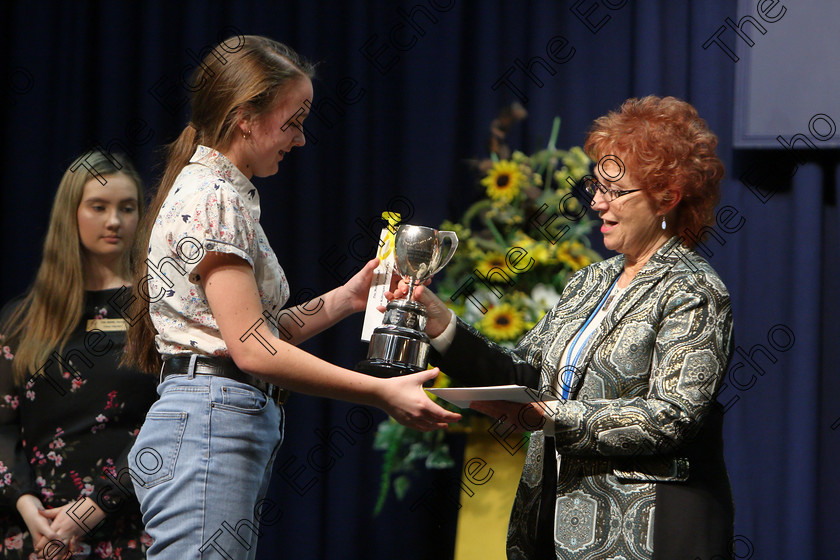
426;307;454;338
16;494;42;512
74;496;107;525
368;377;391;412
332;286;361;317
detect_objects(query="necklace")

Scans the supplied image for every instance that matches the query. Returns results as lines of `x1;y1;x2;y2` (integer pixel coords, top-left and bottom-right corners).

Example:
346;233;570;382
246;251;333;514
600;285;624;312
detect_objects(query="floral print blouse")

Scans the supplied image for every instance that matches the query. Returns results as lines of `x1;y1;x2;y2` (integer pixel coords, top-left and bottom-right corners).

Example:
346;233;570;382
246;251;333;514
147;145;290;358
0;289;159;559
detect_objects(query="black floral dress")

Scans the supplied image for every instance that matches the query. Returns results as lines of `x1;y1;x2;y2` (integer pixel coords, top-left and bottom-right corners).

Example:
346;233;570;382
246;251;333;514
0;289;158;559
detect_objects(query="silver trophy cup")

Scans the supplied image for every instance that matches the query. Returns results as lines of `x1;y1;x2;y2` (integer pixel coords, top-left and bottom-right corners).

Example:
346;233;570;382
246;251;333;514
357;224;458;377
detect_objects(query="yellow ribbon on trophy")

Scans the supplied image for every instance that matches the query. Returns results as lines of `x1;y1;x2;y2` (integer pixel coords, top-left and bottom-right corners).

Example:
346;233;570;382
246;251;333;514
377;211;401;261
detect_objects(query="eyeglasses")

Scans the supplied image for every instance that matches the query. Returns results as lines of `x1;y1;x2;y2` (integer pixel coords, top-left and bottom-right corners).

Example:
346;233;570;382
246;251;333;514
579;177;641;202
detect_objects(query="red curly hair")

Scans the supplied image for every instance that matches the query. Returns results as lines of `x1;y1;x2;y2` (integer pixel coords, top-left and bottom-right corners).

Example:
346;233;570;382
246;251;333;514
583;96;724;248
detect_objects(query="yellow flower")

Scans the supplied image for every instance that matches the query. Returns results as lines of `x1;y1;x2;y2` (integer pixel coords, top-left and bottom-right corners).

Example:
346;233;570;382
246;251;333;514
464;239;484;261
556;240;591;271
557;252;579;270
511;231;537;245
478;304;528;341
475;252;509;278
557;166;585;192
575;253;592;268
566;146;591;168
562;194;582;214
481;160;525;202
511;232;555;265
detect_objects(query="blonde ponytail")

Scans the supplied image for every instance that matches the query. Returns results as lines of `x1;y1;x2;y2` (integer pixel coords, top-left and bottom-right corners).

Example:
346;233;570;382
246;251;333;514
122;124;200;374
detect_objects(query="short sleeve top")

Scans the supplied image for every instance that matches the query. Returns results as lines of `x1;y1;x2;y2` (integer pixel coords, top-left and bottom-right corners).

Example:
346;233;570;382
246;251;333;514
147;145;290;358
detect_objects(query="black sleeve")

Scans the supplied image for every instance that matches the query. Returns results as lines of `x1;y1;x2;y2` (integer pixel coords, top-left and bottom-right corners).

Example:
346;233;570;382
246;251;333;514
429;317;543;389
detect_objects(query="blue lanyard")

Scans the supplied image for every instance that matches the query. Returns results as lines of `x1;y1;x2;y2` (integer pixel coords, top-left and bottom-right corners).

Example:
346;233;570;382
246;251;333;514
559;276;620;399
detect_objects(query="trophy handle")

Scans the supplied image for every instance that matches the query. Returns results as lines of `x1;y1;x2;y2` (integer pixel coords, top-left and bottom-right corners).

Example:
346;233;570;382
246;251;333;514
432;231;459;274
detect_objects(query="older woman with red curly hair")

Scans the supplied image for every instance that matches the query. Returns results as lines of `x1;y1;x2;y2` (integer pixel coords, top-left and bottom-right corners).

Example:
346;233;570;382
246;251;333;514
395;95;735;559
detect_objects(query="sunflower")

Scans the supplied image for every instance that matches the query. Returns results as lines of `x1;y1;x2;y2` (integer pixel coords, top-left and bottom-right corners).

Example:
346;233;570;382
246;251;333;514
511;232;555;265
478;303;528;342
474;252;509;279
481;160;525;202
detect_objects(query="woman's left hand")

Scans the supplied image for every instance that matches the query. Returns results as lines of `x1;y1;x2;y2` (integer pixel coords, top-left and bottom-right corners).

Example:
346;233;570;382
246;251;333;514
470;400;548;432
340;258;380;313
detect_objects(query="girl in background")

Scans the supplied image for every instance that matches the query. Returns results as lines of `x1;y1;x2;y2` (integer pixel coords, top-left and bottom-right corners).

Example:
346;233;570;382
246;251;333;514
0;151;156;559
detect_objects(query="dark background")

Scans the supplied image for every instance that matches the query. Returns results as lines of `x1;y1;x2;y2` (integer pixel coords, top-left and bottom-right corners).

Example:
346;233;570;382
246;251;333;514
1;1;837;559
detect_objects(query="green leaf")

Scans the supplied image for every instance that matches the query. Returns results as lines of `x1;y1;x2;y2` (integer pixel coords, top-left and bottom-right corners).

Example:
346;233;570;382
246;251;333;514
373;420;404;450
394;475;411;500
405;441;432;462
425;444;456;469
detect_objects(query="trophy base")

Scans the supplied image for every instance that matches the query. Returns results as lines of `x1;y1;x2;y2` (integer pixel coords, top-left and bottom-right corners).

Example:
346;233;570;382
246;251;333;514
356;325;430;378
355;358;424;378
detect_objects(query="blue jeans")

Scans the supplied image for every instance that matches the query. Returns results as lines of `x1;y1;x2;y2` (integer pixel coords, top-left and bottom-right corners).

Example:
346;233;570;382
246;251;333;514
128;369;284;560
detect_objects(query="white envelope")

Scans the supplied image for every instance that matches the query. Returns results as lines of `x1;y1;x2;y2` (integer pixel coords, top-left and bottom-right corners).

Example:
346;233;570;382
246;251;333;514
426;385;543;409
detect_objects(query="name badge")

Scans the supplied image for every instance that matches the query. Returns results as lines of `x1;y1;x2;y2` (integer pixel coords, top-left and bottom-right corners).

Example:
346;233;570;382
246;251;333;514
86;318;128;332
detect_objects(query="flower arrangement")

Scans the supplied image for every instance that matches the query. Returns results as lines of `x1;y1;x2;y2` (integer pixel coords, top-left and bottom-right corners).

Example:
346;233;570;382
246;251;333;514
373;103;603;514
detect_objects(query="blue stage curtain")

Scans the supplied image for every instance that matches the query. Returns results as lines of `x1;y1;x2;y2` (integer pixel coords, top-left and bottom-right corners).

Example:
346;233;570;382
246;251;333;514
1;1;836;559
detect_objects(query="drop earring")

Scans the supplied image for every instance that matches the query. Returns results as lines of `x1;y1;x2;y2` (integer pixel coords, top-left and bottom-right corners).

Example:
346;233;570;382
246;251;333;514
661;216;666;230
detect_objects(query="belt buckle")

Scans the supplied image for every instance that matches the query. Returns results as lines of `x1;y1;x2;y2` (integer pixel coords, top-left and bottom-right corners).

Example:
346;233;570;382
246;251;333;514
267;384;289;405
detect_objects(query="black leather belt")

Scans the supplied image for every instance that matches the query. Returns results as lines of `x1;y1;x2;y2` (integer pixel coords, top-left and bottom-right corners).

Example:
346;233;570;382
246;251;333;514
161;355;289;405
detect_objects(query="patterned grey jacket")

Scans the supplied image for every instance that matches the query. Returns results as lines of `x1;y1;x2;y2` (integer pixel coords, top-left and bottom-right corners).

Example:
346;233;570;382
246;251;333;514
433;236;735;559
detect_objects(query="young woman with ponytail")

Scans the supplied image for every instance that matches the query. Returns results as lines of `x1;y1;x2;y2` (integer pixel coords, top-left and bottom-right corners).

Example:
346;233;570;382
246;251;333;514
122;35;460;559
0;151;156;559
